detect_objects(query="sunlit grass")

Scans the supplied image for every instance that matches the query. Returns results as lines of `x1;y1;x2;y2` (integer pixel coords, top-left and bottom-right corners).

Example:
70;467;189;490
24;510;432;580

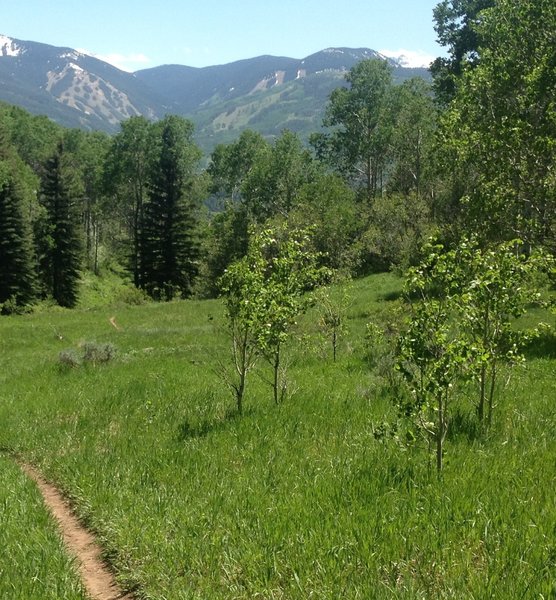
0;273;555;598
0;456;86;599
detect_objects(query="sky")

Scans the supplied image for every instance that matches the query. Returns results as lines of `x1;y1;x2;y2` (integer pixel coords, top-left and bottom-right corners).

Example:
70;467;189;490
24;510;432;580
2;0;444;72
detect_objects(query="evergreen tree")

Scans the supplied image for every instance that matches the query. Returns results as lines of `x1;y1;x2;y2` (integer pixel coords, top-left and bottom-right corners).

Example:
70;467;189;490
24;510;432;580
37;143;82;308
140;116;202;300
0;161;36;311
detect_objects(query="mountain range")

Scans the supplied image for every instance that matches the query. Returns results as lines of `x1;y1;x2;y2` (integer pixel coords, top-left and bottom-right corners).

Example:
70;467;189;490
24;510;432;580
0;35;431;152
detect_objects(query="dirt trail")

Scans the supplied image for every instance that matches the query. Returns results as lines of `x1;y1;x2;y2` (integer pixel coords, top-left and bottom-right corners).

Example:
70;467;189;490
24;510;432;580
20;462;134;600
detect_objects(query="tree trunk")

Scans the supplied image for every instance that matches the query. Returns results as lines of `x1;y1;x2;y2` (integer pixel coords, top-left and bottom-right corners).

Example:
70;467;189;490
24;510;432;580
235;328;249;415
93;221;100;275
236;371;245;415
487;361;497;426
478;364;486;421
273;347;280;405
436;392;444;473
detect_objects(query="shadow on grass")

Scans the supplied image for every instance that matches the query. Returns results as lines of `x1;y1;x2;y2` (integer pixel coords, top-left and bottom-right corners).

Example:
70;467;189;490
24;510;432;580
381;287;425;302
448;409;483;443
381;290;404;302
522;329;556;359
177;407;250;441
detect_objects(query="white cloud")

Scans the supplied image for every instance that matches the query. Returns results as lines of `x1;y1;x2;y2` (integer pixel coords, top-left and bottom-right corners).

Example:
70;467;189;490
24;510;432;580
78;48;152;72
379;48;435;69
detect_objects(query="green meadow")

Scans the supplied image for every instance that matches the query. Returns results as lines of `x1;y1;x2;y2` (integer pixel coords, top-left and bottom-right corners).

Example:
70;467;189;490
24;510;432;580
0;454;86;599
0;273;555;599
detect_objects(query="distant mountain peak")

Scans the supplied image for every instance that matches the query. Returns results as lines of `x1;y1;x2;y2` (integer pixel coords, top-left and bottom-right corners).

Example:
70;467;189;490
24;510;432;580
300;47;399;70
0;34;23;57
378;49;435;69
60;49;86;62
321;48;346;55
0;34;431;152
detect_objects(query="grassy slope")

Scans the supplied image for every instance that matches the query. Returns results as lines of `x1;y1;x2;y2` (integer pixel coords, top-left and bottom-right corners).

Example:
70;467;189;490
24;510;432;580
0;273;555;599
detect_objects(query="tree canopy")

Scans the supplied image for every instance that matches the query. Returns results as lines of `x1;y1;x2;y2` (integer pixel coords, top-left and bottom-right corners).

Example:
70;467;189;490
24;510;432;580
438;0;556;249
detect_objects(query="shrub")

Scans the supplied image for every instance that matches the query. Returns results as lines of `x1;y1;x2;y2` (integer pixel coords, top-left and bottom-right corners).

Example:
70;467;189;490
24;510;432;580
58;349;81;369
0;296;33;315
82;342;117;364
58;342;117;369
116;285;149;306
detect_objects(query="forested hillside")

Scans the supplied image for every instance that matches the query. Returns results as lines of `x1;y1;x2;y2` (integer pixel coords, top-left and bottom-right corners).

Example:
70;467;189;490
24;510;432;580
0;54;441;312
0;37;428;152
2;0;555;313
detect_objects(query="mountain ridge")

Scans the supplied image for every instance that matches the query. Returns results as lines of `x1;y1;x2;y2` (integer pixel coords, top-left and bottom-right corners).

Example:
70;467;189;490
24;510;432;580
0;35;431;151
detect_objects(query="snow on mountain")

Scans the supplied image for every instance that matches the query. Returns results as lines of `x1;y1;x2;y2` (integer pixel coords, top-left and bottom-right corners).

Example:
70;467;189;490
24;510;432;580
0;34;432;149
77;48;152;72
0;34;22;57
378;48;435;69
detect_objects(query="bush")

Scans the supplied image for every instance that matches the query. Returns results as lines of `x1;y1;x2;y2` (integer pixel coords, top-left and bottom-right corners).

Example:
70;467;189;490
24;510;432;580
82;342;117;364
58;342;117;369
58;349;81;369
115;285;149;306
0;296;33;315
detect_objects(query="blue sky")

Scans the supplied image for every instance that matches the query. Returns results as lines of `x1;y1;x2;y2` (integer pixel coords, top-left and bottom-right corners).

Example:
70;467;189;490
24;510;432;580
2;0;443;71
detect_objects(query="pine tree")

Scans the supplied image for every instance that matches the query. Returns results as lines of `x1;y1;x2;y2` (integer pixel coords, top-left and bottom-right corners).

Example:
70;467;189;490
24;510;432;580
37;144;82;308
140;116;202;300
0;161;36;311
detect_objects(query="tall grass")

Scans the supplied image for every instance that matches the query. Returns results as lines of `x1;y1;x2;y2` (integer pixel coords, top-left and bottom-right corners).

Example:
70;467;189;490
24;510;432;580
0;456;87;599
0;273;554;598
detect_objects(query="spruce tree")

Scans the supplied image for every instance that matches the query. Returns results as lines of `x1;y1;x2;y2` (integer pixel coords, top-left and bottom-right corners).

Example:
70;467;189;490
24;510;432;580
0;161;36;311
141;116;202;300
38;144;82;308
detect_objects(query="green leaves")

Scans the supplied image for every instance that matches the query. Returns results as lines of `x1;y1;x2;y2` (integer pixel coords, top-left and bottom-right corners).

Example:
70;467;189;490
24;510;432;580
438;0;556;247
314;58;395;201
220;225;328;407
431;0;495;104
396;237;551;468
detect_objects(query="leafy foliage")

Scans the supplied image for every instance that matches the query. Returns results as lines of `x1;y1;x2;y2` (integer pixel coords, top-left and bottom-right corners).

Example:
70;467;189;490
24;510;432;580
104;116;155;286
200;202;250;297
311;59;395;201
220;225;329;408
397;238;551;470
397;243;472;471
437;0;556;250
208;129;269;202
242;130;317;222
218;239;266;413
290;173;359;272
430;0;495;104
448;238;551;423
315;283;351;362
